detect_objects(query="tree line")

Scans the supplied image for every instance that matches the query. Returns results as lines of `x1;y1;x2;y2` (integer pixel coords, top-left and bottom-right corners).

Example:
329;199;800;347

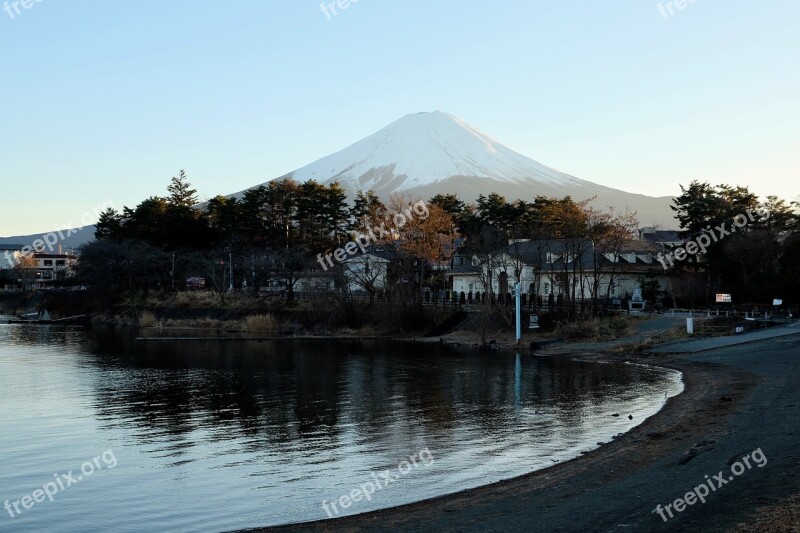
79;171;636;304
77;171;799;308
667;181;800;306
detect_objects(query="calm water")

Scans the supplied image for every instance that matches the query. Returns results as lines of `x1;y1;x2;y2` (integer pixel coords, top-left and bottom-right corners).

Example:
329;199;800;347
0;320;683;532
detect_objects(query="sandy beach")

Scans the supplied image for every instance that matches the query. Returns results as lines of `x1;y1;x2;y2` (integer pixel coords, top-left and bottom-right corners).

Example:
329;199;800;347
241;325;800;533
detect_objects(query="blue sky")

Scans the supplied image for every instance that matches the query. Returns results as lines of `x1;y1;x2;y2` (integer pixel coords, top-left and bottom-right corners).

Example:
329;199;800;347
1;0;798;235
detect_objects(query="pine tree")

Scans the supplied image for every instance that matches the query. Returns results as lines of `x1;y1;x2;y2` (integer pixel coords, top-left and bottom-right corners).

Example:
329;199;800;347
167;170;198;208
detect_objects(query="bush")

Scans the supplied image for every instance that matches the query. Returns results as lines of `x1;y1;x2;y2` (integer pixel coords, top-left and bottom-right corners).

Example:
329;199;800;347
243;314;277;333
138;311;159;328
608;314;632;336
556;319;604;341
554;315;631;341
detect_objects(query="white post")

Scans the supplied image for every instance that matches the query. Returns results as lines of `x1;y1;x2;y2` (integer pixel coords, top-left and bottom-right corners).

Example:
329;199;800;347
515;283;521;345
687;317;694;335
229;251;234;292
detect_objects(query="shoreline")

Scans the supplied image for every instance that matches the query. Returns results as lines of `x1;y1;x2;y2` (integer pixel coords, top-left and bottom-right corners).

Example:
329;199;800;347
236;332;800;532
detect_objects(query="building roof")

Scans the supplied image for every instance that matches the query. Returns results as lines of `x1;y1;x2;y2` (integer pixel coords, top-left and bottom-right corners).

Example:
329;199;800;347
639;228;684;245
340;246;400;262
617;240;662;253
32;253;77;259
0;244;24;251
445;264;481;277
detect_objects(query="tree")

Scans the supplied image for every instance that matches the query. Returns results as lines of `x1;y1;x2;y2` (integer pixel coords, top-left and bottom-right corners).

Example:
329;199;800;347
206;195;241;241
343;254;390;304
586;207;639;312
14;254;38;291
95;208;123;240
349;190;386;235
429;194;467;227
167;170;198;208
671;181;723;239
721;230;781;302
389;196;458;303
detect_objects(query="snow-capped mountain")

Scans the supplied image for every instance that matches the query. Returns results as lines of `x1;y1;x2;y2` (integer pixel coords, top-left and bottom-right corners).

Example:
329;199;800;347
252;111;676;227
290;111;591;191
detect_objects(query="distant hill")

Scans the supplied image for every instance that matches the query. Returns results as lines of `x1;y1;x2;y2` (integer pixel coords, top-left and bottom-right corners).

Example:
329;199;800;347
0;226;95;252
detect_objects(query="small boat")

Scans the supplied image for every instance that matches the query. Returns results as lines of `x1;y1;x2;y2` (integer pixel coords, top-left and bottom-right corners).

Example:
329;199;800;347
7;310;90;325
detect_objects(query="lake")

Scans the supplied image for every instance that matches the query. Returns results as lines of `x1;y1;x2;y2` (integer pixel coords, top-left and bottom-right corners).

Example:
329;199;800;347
0;321;682;532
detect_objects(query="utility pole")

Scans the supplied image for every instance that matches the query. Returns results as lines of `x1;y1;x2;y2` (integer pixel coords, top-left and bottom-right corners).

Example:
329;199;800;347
229;251;234;292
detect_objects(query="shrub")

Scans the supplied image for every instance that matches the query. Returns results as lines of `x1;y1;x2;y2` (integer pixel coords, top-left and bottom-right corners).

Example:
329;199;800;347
556;319;604;341
244;314;277;333
138;311;159;328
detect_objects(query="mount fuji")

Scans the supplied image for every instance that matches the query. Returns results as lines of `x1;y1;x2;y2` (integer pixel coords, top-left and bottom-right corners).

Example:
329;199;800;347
253;111;676;227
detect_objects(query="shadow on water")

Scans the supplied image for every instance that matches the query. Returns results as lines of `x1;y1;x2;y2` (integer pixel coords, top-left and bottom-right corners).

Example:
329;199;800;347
76;327;669;448
0;323;680;532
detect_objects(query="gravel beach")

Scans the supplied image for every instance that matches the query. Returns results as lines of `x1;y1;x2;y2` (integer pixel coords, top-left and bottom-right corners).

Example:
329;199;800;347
240;329;800;533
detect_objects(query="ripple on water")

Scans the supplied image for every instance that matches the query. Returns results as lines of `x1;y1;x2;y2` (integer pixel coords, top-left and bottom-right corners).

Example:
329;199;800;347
0;330;682;532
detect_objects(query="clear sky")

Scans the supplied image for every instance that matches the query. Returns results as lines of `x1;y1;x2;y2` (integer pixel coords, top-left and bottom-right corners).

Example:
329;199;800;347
1;0;798;235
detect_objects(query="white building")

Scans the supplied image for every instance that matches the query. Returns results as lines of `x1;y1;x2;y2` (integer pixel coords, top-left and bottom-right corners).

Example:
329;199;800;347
341;250;394;294
448;239;669;303
0;244;24;270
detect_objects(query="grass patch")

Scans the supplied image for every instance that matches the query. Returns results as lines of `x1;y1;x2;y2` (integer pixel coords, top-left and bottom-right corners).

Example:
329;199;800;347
555;315;633;342
138;311;159;328
243;314;277;333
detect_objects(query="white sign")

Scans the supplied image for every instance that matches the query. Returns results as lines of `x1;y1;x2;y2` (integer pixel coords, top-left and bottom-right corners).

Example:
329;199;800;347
716;293;732;303
529;315;540;329
773;299;783;306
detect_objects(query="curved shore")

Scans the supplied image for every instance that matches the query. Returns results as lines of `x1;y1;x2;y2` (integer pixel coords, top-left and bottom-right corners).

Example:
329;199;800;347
238;331;800;533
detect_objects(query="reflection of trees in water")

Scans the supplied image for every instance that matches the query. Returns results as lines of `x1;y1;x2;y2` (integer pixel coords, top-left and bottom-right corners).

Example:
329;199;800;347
83;329;671;452
6;324;87;348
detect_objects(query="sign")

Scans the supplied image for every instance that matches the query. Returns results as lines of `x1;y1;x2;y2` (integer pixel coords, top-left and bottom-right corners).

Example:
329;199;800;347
773;299;783;306
529;314;540;330
186;277;206;289
716;293;732;303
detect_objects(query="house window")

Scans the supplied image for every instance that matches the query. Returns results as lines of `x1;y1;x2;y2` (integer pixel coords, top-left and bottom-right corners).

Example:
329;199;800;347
544;282;550;295
56;260;66;267
610;282;616;297
43;260;53;266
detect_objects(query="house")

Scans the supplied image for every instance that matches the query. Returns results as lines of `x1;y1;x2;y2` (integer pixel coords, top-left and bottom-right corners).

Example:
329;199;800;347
447;238;670;304
0;248;78;289
28;252;78;284
340;247;397;294
0;244;24;270
293;269;341;292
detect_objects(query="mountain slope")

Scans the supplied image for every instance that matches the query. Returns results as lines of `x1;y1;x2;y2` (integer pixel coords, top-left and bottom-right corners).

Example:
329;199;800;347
256;111;676;227
289;111;595;191
0;226;94;251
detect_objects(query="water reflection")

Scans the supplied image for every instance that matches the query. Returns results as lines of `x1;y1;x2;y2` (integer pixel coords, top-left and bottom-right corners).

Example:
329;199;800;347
83;330;667;449
0;323;682;532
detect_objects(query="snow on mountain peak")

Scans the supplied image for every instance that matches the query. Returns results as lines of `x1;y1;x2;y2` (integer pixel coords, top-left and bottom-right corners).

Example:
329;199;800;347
286;111;591;194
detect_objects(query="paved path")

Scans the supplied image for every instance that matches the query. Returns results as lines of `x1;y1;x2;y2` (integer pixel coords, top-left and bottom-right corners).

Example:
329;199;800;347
650;322;800;353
